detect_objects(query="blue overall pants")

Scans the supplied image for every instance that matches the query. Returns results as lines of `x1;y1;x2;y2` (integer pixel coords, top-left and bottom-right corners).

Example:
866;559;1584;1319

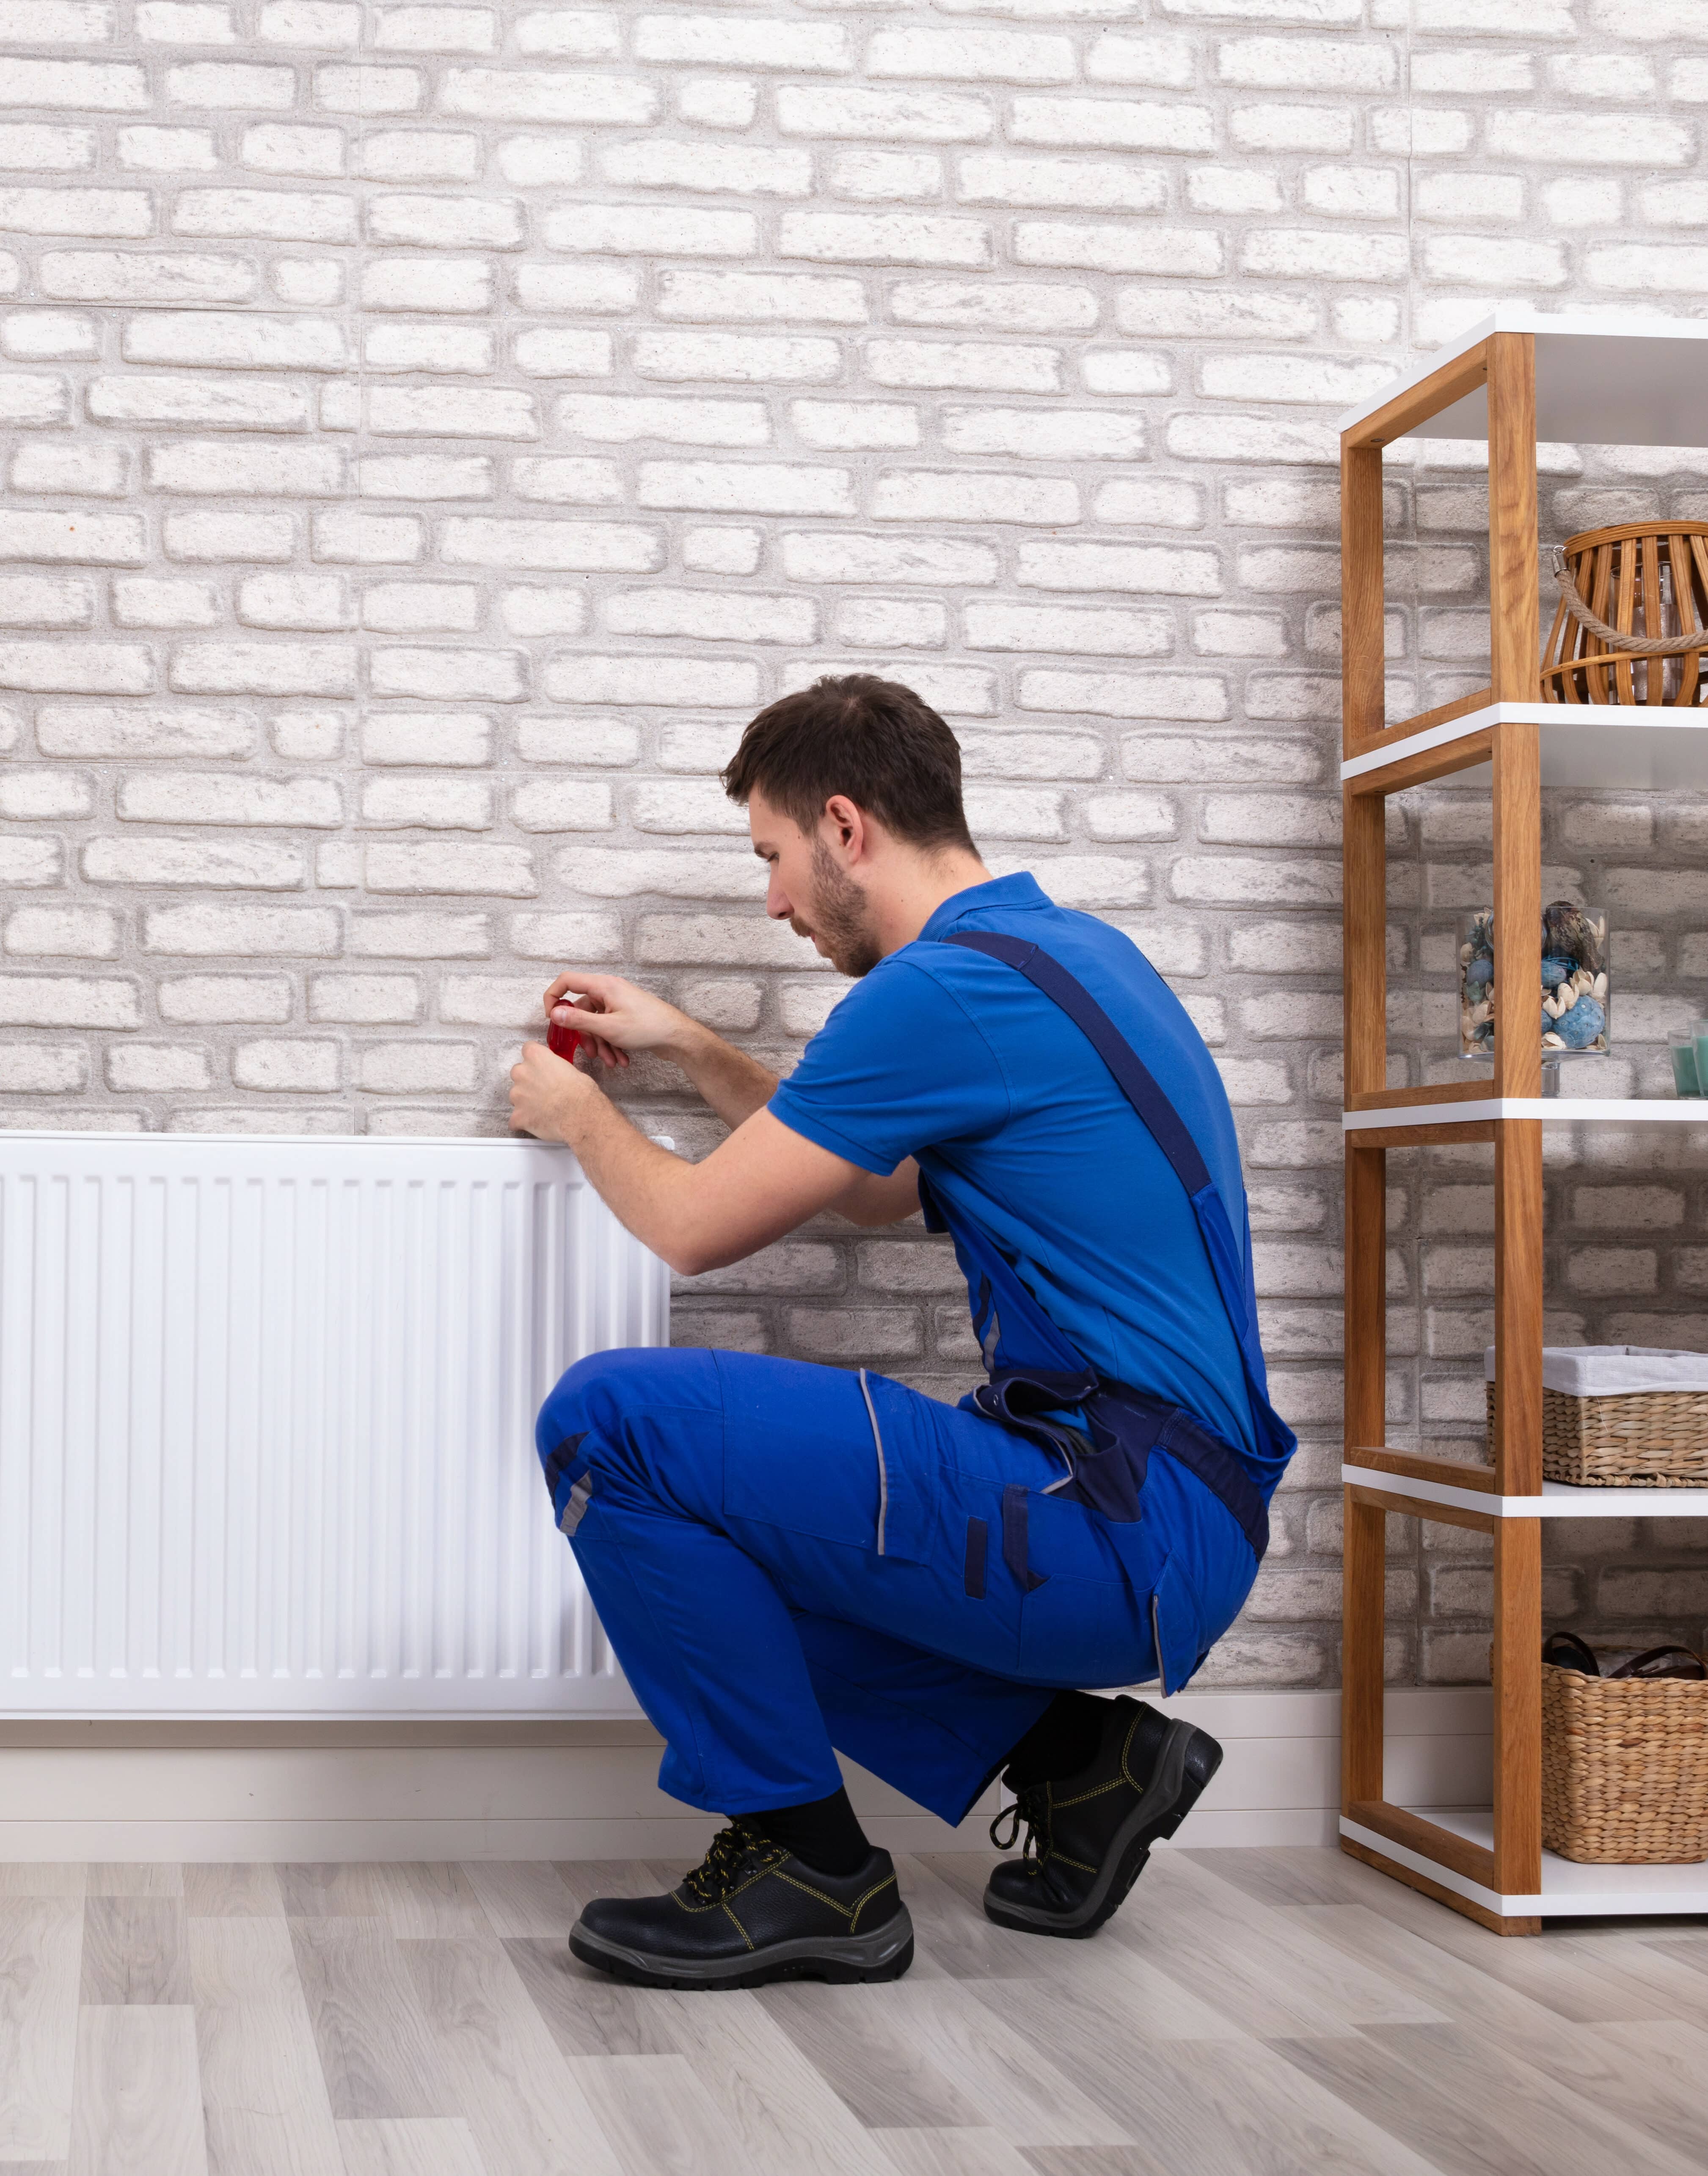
535;1345;1258;1823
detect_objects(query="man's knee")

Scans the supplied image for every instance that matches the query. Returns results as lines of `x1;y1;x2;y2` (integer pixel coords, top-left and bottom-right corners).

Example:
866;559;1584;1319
534;1346;718;1496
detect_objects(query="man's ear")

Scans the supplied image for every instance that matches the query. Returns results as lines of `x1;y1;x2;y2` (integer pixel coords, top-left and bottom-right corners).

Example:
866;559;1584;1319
821;793;867;862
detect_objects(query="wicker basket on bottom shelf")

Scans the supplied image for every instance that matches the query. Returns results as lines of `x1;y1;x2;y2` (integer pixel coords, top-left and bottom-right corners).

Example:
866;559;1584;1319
1483;1378;1708;1487
1543;1664;1708;1863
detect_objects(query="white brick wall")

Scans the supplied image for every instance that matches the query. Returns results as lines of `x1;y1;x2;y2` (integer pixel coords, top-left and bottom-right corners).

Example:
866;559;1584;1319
4;0;1707;1684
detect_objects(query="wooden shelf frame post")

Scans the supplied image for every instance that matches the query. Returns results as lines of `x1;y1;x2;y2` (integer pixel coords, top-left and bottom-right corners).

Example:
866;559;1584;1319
1486;330;1545;1916
1338;329;1544;1934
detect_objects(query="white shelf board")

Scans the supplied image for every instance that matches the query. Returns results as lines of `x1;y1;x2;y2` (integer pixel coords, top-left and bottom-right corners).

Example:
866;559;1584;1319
1337;306;1708;449
1342;1460;1708;1520
1342;702;1708;792
1344;1097;1708;1131
1347;1807;1708;1917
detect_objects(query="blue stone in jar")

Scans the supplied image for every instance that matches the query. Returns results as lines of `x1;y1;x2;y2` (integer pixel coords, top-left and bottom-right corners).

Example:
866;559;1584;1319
1466;957;1493;987
1540;954;1576;988
1553;994;1606;1049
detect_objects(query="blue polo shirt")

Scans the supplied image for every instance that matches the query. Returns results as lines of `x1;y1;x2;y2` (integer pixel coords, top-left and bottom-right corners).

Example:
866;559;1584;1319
769;872;1264;1473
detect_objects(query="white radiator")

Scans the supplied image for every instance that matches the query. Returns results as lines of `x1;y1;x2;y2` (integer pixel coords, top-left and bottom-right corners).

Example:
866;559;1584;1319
0;1133;667;1718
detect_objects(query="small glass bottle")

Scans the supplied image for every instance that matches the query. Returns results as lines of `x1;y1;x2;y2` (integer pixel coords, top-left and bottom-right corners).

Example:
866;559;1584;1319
1669;1027;1702;1098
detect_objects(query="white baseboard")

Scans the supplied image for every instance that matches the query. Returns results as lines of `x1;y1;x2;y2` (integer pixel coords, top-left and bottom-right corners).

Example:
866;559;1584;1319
0;1688;1493;1861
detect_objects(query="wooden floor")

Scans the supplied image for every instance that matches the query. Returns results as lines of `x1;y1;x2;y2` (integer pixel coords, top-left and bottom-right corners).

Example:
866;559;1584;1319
2;1845;1706;2175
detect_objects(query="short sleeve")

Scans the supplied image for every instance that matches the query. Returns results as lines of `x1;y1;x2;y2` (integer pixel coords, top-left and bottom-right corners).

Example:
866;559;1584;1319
768;956;1012;1174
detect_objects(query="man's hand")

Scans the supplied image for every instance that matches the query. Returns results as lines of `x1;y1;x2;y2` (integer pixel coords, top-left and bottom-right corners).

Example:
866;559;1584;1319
542;971;691;1071
508;1039;595;1143
539;967;780;1132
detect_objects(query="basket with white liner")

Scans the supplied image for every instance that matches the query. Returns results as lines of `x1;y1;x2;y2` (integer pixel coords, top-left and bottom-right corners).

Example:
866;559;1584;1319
1483;1345;1708;1487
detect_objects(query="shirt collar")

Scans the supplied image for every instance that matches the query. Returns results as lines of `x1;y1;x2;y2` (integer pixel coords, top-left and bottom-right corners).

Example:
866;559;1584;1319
918;870;1049;943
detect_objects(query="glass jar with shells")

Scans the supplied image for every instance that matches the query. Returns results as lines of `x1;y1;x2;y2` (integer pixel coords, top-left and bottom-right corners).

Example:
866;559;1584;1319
1458;900;1610;1092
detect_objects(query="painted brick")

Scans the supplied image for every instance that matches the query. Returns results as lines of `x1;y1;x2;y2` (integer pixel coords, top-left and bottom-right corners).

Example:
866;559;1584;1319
1014;220;1223;276
780;532;997;587
871;471;1077;526
117;772;341;826
85;835;305;887
1008;98;1215;151
655;268;866;326
776;86;993;142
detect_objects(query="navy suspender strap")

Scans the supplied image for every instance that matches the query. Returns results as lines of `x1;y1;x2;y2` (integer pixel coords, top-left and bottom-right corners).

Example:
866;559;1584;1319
922;929;1295;1561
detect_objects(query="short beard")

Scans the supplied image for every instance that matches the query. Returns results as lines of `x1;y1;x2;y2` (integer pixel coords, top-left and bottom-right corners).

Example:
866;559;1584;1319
794;838;883;978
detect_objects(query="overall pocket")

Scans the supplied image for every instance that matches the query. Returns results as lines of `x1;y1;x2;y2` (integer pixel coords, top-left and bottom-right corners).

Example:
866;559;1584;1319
1012;1489;1154;1688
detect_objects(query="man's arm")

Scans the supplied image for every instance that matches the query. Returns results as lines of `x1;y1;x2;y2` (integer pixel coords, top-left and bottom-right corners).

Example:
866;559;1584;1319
508;1046;915;1272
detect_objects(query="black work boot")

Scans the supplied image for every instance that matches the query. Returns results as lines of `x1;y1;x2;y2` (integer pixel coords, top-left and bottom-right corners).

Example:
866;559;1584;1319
984;1694;1223;1939
568;1821;914;1989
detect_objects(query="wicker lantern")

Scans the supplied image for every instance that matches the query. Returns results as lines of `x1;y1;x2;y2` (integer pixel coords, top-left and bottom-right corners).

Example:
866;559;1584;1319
1543;521;1708;706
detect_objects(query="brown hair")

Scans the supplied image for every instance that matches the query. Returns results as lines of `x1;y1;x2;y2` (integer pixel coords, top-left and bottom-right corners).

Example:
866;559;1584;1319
721;674;975;852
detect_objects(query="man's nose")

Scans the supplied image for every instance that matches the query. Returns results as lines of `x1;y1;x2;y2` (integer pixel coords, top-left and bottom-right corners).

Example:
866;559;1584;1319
766;871;792;921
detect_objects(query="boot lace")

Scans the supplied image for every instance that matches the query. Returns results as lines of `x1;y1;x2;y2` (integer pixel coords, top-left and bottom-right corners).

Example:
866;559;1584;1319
989;1783;1050;1870
680;1821;777;1905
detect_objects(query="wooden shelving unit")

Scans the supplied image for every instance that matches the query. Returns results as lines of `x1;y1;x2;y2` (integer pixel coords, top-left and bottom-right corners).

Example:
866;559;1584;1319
1336;306;1708;1933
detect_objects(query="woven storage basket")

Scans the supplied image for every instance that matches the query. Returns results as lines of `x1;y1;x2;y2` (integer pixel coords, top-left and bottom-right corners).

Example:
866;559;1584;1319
1542;1663;1708;1863
1483;1346;1708;1487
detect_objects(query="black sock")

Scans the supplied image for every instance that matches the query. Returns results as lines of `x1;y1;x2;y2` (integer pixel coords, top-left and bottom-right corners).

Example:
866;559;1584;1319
1002;1690;1111;1790
742;1787;871;1877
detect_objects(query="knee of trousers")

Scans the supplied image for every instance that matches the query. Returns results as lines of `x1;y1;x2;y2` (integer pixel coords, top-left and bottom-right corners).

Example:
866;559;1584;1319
534;1346;716;1514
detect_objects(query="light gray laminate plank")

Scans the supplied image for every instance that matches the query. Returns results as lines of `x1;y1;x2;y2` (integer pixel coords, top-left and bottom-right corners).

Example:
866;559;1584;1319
970;1933;1251;2060
364;1870;488;1942
501;1939;684;2061
279;1869;388;1920
1022;2156;1174;2176
658;1991;905;2176
1176;1844;1404;1910
906;1854;993;1911
884;1856;1036;1984
1064;2034;1451;2176
1547;1929;1708;2021
565;2054;749;2176
84;1868;182;1899
1100;1852;1449;2038
1524;2019;1708;2168
0;1901;83;2162
1291;1903;1594;2043
1330;1869;1702;2025
1639;1929;1708;1982
66;2005;208;2176
756;1984;989;2132
335;2119;487;2176
190;1914;344;2176
855;1982;1131;2151
460;1864;579;1941
1278;2022;1708;2176
401;1937;622;2176
288;1920;453;2124
0;2161;69;2175
182;1867;284;1920
548;1863;666;1913
279;1869;485;1941
871;2131;1039;2176
0;1868;85;1899
78;1901;189;2007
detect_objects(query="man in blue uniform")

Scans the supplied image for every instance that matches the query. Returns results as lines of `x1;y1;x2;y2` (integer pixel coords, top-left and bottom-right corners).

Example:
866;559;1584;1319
509;674;1294;1989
